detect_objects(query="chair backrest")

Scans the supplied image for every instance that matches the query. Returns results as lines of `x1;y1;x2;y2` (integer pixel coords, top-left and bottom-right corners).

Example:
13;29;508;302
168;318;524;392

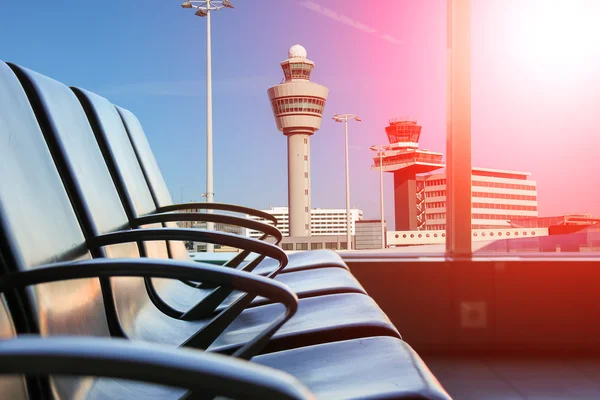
77;89;195;268
0;61;112;398
71;88;175;258
9;64;180;333
9;64;132;247
73;88;159;221
116;106;190;260
116;107;174;209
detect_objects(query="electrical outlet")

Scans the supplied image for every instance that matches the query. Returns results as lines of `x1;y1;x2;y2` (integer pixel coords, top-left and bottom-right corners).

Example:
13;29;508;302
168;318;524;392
460;301;487;329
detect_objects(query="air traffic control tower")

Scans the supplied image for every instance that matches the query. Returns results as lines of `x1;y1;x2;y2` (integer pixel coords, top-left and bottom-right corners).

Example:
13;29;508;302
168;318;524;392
268;45;329;237
372;120;445;230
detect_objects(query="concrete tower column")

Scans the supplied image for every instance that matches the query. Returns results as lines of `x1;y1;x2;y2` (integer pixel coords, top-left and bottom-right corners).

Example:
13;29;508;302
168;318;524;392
287;132;311;236
394;172;418;231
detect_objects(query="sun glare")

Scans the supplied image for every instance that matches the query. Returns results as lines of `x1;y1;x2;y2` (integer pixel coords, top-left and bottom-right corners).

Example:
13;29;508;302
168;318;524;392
509;0;600;80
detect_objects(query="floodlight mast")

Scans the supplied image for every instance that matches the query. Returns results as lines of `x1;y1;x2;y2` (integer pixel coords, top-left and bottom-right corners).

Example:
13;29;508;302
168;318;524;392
180;0;234;252
333;113;360;251
181;1;233;12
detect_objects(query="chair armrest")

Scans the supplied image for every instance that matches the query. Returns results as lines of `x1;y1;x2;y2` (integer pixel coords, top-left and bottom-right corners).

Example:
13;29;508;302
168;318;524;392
0;336;314;399
132;212;282;243
196;250;268;290
183;254;272;319
90;228;288;277
0;258;298;360
156;202;278;226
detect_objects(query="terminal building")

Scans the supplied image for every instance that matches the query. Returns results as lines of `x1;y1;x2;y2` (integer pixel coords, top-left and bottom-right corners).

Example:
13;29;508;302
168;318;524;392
246;206;363;239
177;220;244;253
421;167;538;231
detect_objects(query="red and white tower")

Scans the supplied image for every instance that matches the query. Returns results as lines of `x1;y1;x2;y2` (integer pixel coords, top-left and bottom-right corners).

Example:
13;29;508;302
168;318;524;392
268;45;329;237
372;120;444;230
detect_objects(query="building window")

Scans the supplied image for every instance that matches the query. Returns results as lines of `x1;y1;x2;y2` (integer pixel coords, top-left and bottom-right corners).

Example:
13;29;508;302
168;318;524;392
304;155;308;161
311;242;323;250
282;243;293;250
340;242;347;250
305;224;309;230
296;243;308;250
305;189;309;195
305;206;309;212
304;138;308;144
325;242;337;249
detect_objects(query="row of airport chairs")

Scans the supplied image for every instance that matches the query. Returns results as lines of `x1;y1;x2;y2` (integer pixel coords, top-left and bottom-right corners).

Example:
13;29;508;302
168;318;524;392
0;61;451;399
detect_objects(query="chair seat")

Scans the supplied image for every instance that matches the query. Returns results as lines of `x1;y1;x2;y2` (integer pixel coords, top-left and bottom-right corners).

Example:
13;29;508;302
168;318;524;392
125;292;400;355
151;267;366;313
60;379;186;400
75;337;450;400
220;267;366;309
252;250;349;275
255;336;452;400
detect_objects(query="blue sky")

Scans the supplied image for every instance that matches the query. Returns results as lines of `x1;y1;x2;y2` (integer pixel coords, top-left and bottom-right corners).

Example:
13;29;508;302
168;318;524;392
2;0;599;227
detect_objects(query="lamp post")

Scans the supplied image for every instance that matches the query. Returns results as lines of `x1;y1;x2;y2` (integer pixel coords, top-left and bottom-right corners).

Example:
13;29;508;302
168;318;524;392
333;114;361;250
370;144;388;249
181;0;234;253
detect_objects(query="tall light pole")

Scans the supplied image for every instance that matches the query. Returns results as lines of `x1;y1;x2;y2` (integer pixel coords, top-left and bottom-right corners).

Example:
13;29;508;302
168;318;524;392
181;0;234;253
370;144;388;249
333;114;361;250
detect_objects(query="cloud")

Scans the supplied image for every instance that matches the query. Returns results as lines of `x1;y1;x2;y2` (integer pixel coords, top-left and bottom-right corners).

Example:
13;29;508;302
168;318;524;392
299;1;401;44
380;34;401;44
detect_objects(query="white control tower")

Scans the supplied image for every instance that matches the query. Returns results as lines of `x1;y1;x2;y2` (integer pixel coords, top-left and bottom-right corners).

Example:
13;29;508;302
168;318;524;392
268;45;329;237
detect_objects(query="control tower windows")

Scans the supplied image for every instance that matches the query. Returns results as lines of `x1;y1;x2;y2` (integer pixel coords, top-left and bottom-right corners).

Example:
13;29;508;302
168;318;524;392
281;62;313;80
293;63;312;79
385;122;422;144
271;97;325;116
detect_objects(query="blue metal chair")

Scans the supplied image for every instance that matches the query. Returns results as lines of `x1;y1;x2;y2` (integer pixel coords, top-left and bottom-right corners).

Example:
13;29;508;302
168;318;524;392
6;60;400;349
0;60;450;399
